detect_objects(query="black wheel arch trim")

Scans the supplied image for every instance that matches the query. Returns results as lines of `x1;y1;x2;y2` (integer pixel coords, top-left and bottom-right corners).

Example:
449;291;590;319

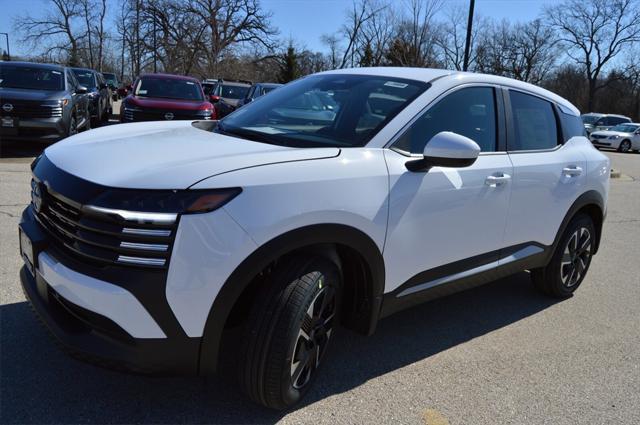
198;223;385;376
552;190;605;256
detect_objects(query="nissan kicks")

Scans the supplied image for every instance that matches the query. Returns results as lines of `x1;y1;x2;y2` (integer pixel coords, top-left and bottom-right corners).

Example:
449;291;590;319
19;68;609;409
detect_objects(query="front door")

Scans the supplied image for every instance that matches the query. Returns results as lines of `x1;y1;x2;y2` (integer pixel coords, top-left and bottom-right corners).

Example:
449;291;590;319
383;86;512;294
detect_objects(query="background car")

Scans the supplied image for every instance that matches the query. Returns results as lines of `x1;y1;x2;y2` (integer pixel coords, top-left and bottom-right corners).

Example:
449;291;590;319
210;79;251;119
120;73;213;122
236;82;282;107
201;78;218;101
581;113;631;135
102;72;121;101
0;61;91;142
72;68;112;126
589;122;640;152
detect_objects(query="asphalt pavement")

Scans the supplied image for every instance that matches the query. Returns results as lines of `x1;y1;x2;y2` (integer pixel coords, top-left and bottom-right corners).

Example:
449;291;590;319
0;138;638;424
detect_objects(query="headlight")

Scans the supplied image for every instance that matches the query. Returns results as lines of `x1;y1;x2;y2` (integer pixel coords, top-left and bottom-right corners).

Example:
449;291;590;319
124;105;142;112
89;187;242;215
609;135;620;139
41;99;69;107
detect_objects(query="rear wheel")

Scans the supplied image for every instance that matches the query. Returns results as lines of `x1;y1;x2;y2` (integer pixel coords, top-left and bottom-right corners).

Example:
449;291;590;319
618;140;631;153
532;214;595;298
238;255;341;409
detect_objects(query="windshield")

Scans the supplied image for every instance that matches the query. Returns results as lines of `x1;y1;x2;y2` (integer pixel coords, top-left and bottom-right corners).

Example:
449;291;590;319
218;74;428;148
135;77;204;101
202;83;215;95
581;115;602;124
220;84;250;99
0;65;64;91
72;70;96;89
611;124;639;133
103;73;117;84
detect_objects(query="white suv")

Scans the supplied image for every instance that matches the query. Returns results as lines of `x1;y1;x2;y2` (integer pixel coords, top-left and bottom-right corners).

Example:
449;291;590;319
19;68;609;409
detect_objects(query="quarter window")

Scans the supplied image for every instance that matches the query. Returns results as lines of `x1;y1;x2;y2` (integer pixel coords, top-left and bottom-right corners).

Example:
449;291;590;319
393;86;497;154
508;91;559;151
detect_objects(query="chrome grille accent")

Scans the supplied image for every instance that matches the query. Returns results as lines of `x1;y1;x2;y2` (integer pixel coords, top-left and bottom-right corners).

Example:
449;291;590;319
33;179;176;269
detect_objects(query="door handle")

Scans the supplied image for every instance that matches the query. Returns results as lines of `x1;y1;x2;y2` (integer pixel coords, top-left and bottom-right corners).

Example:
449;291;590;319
562;166;583;177
485;173;511;187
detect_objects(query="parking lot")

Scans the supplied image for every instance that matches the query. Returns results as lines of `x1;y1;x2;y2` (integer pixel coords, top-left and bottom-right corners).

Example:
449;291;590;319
0;144;639;424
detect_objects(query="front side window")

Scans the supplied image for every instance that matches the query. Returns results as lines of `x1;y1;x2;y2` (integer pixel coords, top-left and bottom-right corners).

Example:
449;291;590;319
0;64;64;91
392;86;497;154
508;90;559;151
218;74;428;148
134;77;203;101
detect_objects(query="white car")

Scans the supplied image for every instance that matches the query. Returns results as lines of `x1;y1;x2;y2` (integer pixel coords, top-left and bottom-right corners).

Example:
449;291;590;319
590;123;640;152
19;68;609;409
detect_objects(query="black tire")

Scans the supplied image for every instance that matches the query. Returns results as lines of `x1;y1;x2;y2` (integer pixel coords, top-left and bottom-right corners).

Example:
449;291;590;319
238;255;341;409
532;213;596;298
66;115;78;137
618;140;631;153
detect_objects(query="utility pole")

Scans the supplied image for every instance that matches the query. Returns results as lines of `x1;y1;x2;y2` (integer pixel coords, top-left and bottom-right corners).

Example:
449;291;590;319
0;32;10;61
136;0;141;76
463;0;475;71
153;9;157;73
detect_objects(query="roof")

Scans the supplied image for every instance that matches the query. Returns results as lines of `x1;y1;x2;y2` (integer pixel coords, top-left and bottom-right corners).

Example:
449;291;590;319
71;67;98;73
322;67;581;116
140;73;199;82
0;60;64;70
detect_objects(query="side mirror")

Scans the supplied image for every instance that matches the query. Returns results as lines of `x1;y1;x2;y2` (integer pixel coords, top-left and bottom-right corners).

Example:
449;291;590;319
99;83;108;90
210;95;220;103
406;131;481;172
75;85;88;94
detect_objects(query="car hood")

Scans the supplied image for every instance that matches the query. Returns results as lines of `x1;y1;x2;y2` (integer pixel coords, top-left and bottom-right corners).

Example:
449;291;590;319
127;96;210;110
44;121;340;189
0;88;67;101
590;130;632;137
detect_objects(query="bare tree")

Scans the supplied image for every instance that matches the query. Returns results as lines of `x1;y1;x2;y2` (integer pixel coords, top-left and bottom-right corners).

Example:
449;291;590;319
187;0;277;75
435;4;483;71
321;33;341;69
385;0;443;67
15;0;83;65
545;0;640;111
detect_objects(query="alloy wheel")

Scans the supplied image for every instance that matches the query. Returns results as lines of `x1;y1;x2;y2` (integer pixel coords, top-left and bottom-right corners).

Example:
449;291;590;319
560;227;592;287
620;141;631;152
290;284;336;389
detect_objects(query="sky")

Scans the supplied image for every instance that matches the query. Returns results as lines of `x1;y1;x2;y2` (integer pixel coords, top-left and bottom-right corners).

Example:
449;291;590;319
0;0;556;57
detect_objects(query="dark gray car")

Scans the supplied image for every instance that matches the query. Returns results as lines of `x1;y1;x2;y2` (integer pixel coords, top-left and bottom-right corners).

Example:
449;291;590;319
72;67;112;126
0;61;91;143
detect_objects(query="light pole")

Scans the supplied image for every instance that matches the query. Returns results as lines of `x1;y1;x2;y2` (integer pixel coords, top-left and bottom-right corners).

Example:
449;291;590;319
0;32;10;61
463;0;475;72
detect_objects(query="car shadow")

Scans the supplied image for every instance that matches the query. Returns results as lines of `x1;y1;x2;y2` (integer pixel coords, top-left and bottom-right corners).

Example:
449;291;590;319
0;271;559;424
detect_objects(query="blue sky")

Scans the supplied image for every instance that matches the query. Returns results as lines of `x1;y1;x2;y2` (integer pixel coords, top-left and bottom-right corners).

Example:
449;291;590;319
0;0;555;57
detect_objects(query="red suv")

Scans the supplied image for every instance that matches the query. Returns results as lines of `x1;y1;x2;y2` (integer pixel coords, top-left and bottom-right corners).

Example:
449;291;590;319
120;73;214;122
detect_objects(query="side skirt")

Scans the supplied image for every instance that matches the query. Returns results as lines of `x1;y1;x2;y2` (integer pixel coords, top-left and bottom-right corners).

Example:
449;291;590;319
380;243;551;318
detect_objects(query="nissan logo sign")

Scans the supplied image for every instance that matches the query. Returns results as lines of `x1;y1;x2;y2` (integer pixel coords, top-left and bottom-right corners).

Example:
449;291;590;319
2;104;13;112
164;112;174;120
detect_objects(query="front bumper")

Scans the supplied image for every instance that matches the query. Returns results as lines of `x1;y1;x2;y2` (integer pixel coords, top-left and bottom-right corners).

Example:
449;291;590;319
19;207;200;375
0;117;66;142
590;139;615;147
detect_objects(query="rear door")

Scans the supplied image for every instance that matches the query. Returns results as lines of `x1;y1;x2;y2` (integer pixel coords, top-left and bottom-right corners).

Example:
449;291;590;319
502;89;587;254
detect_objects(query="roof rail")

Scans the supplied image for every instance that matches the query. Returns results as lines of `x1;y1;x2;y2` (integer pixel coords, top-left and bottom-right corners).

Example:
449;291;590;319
219;78;253;85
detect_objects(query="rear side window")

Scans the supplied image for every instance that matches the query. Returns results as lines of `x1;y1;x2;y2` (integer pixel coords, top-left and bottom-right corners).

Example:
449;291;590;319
508;91;559;151
559;111;586;140
393;86;497;153
609;116;629;126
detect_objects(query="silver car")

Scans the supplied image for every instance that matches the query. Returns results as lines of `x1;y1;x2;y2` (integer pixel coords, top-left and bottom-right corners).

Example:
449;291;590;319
581;113;631;135
589;122;640;152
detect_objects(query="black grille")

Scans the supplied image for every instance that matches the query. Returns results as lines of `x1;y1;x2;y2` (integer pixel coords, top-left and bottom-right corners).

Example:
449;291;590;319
1;99;63;118
591;134;607;139
33;180;176;269
124;109;204;122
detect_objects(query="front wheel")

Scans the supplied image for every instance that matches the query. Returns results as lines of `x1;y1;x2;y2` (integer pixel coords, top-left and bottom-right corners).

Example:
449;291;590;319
618;140;631;153
532;213;596;298
238;255;341;409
